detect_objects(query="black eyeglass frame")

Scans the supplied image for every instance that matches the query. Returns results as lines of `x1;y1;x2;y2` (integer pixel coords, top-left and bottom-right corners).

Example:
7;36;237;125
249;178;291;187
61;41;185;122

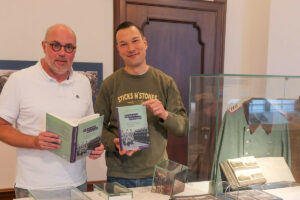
44;41;76;53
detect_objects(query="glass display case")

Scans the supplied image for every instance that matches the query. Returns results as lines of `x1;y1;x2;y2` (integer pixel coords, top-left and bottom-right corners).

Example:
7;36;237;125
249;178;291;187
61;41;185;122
93;182;133;200
188;74;300;195
28;187;91;200
152;159;188;196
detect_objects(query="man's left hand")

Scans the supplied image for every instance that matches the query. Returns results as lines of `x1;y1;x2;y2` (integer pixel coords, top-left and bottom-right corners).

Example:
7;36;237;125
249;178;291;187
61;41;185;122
89;143;104;159
142;99;168;121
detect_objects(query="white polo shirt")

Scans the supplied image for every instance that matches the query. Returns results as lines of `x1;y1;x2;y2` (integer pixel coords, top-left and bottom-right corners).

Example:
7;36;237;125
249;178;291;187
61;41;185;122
0;61;94;189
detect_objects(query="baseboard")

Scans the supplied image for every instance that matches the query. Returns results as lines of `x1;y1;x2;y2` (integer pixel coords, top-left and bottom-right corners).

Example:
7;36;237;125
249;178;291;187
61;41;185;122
0;188;15;200
0;180;106;200
87;180;106;191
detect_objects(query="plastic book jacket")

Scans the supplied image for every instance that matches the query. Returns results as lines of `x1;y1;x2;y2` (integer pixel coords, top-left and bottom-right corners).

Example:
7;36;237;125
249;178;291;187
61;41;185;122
46;113;104;163
116;104;150;151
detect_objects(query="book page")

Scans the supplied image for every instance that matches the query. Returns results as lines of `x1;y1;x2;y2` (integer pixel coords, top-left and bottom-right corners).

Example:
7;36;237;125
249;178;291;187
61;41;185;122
226;156;266;187
256;157;295;183
78;113;100;124
47;112;76;126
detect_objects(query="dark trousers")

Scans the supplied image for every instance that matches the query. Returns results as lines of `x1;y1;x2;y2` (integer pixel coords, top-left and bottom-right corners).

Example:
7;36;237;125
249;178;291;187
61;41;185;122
107;176;153;188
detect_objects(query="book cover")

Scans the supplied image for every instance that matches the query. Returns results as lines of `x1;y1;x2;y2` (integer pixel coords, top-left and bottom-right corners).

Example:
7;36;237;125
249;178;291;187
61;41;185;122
46;113;104;163
116;104;150;151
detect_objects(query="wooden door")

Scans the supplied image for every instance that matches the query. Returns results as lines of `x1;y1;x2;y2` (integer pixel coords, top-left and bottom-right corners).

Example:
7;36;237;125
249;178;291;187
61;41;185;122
114;0;226;180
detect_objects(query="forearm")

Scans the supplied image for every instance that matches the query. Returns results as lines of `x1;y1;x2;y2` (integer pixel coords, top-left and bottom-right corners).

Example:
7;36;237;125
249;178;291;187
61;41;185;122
101;128;118;152
0;124;37;148
161;112;188;137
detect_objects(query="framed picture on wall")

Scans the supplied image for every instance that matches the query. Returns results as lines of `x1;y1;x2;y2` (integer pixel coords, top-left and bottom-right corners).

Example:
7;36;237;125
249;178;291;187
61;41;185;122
0;60;103;101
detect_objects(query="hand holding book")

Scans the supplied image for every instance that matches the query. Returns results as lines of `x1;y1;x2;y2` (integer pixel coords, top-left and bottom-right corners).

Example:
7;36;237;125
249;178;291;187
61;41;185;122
142;99;168;121
34;131;61;150
113;138;140;156
89;143;104;159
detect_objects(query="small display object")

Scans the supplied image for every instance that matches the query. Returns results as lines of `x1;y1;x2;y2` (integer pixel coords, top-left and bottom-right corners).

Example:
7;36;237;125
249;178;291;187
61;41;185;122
46;112;104;163
217;189;282;200
93;182;133;200
171;194;221;200
152;159;188;196
116;104;150;151
28;187;91;200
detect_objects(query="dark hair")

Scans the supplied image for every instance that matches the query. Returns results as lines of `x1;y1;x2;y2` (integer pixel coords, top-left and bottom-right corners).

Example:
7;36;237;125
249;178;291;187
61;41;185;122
115;21;144;38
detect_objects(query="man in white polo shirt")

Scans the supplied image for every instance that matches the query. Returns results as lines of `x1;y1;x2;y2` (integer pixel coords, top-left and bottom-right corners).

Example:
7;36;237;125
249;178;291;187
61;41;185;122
0;24;104;198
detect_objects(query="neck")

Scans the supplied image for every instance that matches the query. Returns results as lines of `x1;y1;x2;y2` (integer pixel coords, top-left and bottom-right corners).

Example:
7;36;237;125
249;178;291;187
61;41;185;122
41;59;69;83
124;64;149;75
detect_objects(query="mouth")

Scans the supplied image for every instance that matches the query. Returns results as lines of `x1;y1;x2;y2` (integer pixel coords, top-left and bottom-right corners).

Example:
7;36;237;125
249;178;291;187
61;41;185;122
55;60;67;65
127;53;139;58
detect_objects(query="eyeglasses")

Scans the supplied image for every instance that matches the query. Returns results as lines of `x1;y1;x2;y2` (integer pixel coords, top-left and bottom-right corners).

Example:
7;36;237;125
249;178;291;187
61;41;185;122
45;41;76;53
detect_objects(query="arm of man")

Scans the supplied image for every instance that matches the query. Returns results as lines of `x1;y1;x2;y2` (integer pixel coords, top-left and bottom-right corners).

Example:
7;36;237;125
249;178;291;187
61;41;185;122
143;79;188;137
0;117;61;150
94;82;119;152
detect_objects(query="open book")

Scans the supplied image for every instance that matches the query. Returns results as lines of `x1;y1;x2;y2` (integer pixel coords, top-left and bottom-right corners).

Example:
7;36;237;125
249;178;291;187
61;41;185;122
46;113;104;163
116;104;150;151
220;156;266;189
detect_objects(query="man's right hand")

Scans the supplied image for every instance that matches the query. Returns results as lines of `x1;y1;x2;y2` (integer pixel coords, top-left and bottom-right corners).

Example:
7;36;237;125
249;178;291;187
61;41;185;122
34;132;61;150
113;138;139;156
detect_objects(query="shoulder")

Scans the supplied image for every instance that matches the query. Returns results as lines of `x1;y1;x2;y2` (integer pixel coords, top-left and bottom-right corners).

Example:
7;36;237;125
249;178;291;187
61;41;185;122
227;101;243;114
149;66;173;80
71;71;92;89
148;66;176;87
101;68;124;85
72;71;90;81
6;63;37;83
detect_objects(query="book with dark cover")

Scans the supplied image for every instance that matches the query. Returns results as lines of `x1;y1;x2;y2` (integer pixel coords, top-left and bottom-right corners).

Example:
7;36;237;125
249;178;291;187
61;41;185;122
46;113;104;163
116;104;150;151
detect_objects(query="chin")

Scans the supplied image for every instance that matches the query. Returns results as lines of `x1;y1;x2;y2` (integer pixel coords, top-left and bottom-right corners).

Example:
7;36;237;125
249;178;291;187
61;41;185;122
54;68;69;75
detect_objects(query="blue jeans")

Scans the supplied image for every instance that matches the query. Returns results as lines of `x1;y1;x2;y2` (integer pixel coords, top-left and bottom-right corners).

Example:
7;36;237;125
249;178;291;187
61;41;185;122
14;182;87;199
107;176;153;188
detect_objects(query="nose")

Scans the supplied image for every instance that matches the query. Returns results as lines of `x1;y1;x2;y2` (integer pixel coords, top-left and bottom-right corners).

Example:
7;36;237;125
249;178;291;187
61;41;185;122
58;48;66;56
128;43;135;51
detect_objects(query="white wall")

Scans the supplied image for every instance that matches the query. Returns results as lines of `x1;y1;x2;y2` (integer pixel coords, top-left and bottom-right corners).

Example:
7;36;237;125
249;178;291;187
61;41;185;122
0;0;113;79
224;0;271;75
0;0;113;189
267;0;300;75
224;0;300;76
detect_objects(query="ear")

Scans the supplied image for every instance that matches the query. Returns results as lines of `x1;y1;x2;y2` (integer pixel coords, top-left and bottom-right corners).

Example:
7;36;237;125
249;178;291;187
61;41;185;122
41;41;47;54
143;37;148;50
116;43;120;54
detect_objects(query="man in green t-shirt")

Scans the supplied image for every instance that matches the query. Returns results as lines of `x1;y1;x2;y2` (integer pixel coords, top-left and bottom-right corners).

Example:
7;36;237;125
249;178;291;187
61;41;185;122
94;21;188;187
